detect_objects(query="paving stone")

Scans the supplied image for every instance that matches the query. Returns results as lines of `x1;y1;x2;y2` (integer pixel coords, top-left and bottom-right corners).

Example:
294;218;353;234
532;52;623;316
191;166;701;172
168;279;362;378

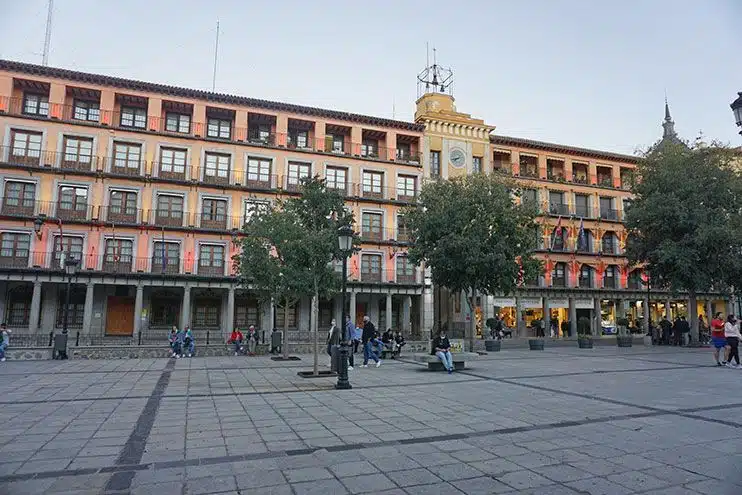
330;460;379;478
339;473;396;494
566;476;634;495
496;469;553;490
291;478;349;495
369;455;421;472
428;462;484;481
185;474;236;494
386;467;439;487
234;469;286;489
451;475;514;494
283;466;334;483
538;463;594;483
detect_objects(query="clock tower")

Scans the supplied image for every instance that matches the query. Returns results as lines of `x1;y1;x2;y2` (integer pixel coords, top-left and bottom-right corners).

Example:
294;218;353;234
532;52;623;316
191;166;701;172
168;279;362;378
414;58;495;180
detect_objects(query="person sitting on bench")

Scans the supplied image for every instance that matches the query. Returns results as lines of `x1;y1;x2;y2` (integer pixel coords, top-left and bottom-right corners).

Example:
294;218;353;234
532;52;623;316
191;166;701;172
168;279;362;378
381;328;395;352
432;329;454;374
394;330;406;357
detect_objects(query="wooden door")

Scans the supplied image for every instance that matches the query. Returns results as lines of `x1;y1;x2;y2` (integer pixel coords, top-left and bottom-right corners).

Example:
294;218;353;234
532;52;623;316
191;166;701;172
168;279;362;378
355;302;367;328
106;296;135;336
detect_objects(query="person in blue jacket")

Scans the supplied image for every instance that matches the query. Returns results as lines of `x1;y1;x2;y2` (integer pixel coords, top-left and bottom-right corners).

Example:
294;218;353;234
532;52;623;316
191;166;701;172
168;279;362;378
183;326;195;357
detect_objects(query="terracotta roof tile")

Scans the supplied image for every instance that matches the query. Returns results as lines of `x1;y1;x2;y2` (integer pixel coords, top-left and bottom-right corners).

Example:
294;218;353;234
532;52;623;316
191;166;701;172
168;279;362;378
491;135;639;164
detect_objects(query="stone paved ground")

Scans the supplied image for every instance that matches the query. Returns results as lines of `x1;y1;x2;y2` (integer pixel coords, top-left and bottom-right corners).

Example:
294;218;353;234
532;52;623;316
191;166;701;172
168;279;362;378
1;345;741;494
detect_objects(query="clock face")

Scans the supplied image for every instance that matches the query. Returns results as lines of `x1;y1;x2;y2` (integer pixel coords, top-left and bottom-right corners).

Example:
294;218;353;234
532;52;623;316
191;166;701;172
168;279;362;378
449;148;466;168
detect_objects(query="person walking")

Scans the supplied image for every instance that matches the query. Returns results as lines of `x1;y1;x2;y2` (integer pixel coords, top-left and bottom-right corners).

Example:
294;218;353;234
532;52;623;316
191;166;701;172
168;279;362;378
361;316;381;368
724;314;741;369
710;312;726;366
659;316;671;345
344;315;355;370
326;319;341;367
0;323;10;362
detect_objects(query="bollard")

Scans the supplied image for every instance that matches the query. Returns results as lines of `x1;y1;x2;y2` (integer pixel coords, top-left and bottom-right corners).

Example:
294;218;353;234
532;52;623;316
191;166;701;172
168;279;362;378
48;331;53;347
138;331;142;346
261;330;265;344
206;330;210;345
75;331;80;347
335;342;352;390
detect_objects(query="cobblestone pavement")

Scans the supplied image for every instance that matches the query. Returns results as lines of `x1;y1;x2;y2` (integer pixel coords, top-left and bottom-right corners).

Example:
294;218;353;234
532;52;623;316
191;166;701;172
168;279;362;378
1;346;741;494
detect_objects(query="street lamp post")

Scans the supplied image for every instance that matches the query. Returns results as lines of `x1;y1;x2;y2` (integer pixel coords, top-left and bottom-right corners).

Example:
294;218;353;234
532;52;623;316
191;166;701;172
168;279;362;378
335;225;353;390
62;254;79;339
731;92;742;136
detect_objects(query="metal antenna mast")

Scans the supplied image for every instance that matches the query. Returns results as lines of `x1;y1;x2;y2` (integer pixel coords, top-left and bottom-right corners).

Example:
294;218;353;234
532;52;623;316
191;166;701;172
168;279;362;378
212;20;220;92
42;0;53;66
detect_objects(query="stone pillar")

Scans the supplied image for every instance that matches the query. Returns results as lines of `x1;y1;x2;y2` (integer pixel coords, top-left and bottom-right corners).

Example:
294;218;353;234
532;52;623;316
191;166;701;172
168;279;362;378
29;281;42;334
665;300;672;320
133;283;144;338
181;285;191;328
402;295;412;333
593;297;602;336
542;296;550;337
349;291;357;325
515;297;525;337
616;299;626;319
568;297;577;337
225;286;235;335
385;293;393;332
643;292;650;333
82;282;95;336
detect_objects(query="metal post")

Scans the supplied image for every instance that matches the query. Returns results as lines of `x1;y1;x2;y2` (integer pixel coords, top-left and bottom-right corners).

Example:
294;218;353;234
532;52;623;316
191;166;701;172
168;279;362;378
336;255;351;390
62;271;72;338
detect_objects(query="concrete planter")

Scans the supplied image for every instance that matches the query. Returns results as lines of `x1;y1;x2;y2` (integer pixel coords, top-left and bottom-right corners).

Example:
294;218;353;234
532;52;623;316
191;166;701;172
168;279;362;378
528;338;545;350
577;337;593;349
484;340;501;352
643;335;653;346
616;336;633;348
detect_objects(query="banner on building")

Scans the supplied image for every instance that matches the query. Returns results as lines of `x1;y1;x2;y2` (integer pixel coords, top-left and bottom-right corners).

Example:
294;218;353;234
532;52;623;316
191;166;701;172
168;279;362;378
492;297;516;307
575;299;594;309
520;297;543;309
549;298;569;308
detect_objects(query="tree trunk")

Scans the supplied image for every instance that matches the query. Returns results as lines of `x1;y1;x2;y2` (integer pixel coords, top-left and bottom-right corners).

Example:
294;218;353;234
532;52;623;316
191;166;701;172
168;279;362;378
468;290;477;352
312;286;319;376
689;291;698;345
282;298;290;360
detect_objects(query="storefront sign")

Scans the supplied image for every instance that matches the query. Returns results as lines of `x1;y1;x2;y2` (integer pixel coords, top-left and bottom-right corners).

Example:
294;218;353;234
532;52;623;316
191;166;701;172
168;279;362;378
549;298;569;308
520;297;543;309
575;299;594;309
492;297;516;307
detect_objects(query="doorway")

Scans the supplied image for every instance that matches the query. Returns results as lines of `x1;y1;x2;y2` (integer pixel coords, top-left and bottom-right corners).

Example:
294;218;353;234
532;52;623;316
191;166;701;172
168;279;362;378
105;296;134;336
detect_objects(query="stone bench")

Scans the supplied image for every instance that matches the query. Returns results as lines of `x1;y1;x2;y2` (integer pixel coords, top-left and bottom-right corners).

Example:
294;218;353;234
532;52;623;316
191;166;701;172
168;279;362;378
411;352;479;371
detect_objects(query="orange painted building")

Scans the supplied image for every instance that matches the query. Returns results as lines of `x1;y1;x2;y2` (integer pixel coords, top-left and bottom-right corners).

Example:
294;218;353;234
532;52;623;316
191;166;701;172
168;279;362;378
0;60;427;345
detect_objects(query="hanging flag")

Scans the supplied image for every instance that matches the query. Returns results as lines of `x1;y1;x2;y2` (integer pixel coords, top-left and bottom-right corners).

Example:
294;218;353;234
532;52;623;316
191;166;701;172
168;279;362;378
550;217;563;250
577;219;585;252
161;227;167;273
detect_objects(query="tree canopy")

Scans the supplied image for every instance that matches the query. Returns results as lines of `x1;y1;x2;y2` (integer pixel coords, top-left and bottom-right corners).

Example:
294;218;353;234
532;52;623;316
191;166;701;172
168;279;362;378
402;173;541;347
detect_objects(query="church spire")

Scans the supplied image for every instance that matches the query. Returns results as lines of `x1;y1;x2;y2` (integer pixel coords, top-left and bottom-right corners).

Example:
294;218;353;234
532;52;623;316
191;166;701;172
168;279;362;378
662;97;677;140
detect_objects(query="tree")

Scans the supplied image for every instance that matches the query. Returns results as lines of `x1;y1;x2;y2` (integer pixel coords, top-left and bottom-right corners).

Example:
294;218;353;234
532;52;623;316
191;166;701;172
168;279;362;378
625;139;742;342
402;173;541;350
236;177;354;374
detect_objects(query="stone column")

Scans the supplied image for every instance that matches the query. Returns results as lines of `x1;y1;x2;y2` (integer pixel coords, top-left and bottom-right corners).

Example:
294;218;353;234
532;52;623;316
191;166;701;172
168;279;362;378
385;293;393;332
82;282;95;336
402;295;412;333
616;299;626;319
225;286;235;335
643;292;650;333
181;285;192;328
349;290;357;325
133;283;144;338
568;297;577;337
665;300;672;320
29;281;42;334
593;297;602;336
542;296;550;337
515;297;525;337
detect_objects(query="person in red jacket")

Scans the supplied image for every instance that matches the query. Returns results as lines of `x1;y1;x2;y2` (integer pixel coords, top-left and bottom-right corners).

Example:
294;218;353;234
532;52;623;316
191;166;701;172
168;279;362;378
710;312;726;366
228;328;244;356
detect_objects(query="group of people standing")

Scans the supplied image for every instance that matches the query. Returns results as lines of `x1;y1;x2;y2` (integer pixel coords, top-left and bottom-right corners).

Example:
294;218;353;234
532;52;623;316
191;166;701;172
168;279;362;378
710;312;742;368
168;326;195;358
653;315;692;346
326;315;407;370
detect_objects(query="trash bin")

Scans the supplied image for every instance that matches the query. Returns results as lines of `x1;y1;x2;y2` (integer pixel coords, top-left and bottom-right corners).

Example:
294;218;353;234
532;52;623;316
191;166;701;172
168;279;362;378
271;331;282;353
331;345;340;372
53;332;68;359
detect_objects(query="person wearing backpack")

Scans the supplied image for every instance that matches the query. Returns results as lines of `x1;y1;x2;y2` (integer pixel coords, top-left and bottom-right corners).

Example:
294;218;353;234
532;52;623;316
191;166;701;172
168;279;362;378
0;323;10;362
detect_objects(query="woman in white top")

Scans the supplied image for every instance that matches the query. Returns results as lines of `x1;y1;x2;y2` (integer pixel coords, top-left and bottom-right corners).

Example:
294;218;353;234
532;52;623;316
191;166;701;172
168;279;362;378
723;314;741;368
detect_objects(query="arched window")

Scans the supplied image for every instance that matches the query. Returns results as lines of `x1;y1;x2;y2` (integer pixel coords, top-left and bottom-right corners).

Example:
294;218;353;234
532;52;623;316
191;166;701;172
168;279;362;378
579;265;593;288
604;265;617;288
602;232;616;254
552;262;566;287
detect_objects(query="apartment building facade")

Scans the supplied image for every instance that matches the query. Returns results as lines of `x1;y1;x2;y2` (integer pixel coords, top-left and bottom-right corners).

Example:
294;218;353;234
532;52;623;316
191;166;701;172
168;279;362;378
0;60;430;345
415;90;727;337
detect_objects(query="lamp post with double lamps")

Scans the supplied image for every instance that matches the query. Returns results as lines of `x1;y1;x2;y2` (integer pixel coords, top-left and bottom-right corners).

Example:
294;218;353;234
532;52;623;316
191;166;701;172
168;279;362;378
731;92;742;137
62;253;79;338
335;224;354;390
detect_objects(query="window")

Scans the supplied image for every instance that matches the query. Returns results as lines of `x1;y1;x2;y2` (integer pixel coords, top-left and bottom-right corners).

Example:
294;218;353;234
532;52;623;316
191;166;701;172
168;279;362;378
397;214;410;242
244;199;270;224
361;254;382;282
549;191;568;215
249;124;271;144
6;286;32;326
361;140;378;158
23;94;49;116
604;266;617;288
550;228;566;251
108;190;137;223
602;233;616;254
287;162;311;191
158;148;187;179
120;106;146;129
288;130;308;149
396;142;411;161
396;256;415;283
574;194;590;218
247;157;271;186
577;229;592;253
150;294;180;326
198;244;225;276
275;303;298;329
112;142;142;175
329;134;345;153
579;266;593;288
103;239;133;272
325;167;347;193
0;233;30;267
57;185;88;220
493;150;511;172
165;112;190;134
2;181;35;215
204;153;230;184
10;130;42;166
62;137;94;170
396;175;416;200
53;236;83;269
361;213;383;241
155;194;184;226
521;188;538;205
473;156;482;173
73;100;99;122
153;241;180;274
552;262;566;287
201;198;227;229
430;151;441;177
600;197;616;220
234;298;259;328
55;287;84;328
194;301;220;327
207;118;232;139
362;171;383;198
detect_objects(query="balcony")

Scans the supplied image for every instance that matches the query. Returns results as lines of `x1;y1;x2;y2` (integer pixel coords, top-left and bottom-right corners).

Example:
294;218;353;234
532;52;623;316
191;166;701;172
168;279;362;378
395;150;421;164
0;255;29;269
574;205;592;218
552;277;566;287
200;213;228;230
198;264;225;277
597;175;614;188
154;210;184;227
152;259;181;275
355;269;421;285
572;174;588;185
57;204;90;222
1;198;35;217
101;258;133;273
102;206;138;224
600;209;620;221
520;166;539;179
549;203;570;216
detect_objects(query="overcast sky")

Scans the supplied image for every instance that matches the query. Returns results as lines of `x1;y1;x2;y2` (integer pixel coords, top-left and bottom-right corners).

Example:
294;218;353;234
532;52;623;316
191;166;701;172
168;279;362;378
0;0;739;154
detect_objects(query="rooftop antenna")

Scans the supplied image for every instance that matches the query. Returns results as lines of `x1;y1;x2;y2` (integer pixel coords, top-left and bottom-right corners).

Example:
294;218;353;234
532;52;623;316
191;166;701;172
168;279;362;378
392;96;396;119
42;0;53;66
416;45;454;99
211;20;220;92
425;42;430;92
